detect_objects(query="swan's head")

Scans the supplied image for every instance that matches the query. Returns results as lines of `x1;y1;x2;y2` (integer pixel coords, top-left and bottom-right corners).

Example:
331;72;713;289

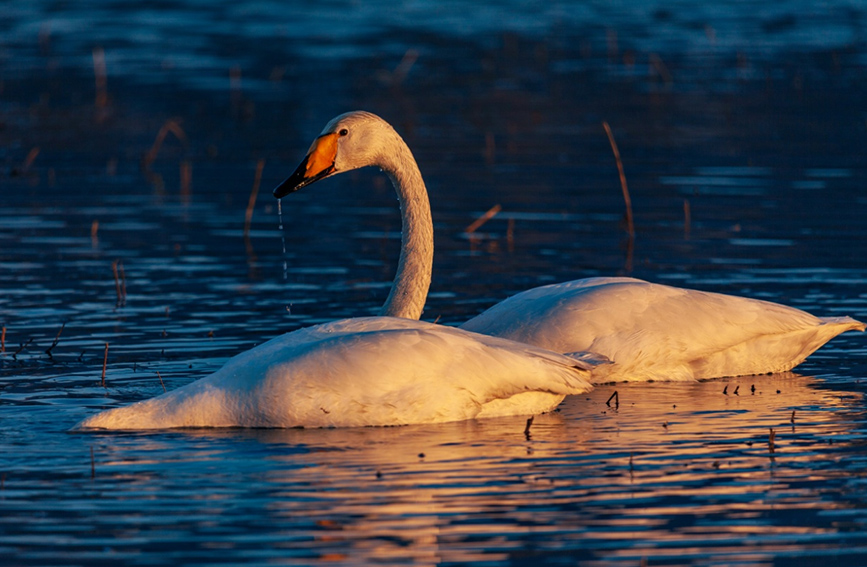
273;111;397;198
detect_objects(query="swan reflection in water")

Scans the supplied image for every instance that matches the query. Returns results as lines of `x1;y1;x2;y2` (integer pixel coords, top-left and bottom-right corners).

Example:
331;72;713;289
93;372;863;565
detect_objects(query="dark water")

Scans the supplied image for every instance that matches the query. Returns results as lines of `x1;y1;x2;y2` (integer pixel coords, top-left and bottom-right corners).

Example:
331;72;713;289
2;1;867;565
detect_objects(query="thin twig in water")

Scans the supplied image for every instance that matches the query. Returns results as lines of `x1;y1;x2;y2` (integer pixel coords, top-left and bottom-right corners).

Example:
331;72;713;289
524;416;534;440
606;390;619;408
733;385;740;395
391;49;418;85
45;322;66;358
601;121;634;239
93;47;107;108
112;260;122;304
723;385;728;395
101;343;109;388
465;204;502;234
791;410;796;424
142;119;188;171
484;132;496;165
683;199;691;240
180;160;192;203
13;338;33;359
119;261;126;303
244;158;266;239
22;147;40;174
157;371;167;393
769;428;776;454
1;326;5;353
112;260;126;306
649;53;673;85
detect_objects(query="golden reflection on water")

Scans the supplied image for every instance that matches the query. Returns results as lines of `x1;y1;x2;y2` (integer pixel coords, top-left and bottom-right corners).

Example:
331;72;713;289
102;372;862;565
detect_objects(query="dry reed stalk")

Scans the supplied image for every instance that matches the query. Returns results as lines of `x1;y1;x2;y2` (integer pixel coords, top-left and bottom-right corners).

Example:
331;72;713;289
244;158;265;238
180;160;192;202
602;121;635;239
391;49;418;85
157;371;167;393
101;343;109;388
769;428;776;453
606;390;619;408
484;132;496;165
142;119;188;170
112;260;122;304
230;66;242;107
92;47;107;107
45;322;65;357
683;199;691;239
119;261;126;304
649;53;673;85
22;147;40;173
464;204;502;234
524;416;534;439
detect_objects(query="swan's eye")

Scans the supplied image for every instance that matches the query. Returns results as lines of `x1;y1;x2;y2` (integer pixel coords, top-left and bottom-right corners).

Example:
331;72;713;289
338;128;349;137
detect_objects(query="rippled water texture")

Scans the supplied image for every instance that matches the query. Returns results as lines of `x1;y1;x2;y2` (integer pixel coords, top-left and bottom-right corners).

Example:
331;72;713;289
2;1;867;565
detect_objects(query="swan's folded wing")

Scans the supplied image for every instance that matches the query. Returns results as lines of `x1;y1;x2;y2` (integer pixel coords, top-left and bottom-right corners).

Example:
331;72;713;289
258;318;594;427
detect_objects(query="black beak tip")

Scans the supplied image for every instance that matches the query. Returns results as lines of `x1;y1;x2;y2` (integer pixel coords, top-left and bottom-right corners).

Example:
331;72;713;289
272;171;305;199
272;183;292;199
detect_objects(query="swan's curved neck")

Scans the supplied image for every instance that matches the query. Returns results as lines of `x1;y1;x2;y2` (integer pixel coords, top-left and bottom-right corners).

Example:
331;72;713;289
377;136;433;320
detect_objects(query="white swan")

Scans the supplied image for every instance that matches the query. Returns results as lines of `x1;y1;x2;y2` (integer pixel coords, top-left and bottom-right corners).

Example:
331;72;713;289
271;111;864;383
461;277;864;381
73;111;595;430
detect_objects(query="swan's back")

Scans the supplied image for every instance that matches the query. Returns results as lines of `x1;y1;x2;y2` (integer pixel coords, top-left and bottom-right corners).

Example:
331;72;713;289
461;277;865;381
74;318;594;429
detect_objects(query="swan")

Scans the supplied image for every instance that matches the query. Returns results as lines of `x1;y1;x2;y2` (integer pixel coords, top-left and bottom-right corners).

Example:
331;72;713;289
271;111;864;383
73;111;596;430
461;277;864;381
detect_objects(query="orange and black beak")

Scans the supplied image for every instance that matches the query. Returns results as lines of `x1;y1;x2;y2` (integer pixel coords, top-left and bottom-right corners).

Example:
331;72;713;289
273;132;339;198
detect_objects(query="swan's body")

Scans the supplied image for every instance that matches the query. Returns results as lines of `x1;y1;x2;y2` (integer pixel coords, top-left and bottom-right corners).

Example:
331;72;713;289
461;277;865;382
74;111;595;430
74;318;593;429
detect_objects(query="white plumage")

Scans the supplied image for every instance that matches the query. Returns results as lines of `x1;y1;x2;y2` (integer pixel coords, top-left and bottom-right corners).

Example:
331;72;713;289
75;110;863;430
277;111;862;383
74;318;593;429
460;277;865;382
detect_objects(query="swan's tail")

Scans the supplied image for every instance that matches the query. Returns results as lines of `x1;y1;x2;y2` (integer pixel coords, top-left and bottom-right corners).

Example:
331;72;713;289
820;316;866;333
